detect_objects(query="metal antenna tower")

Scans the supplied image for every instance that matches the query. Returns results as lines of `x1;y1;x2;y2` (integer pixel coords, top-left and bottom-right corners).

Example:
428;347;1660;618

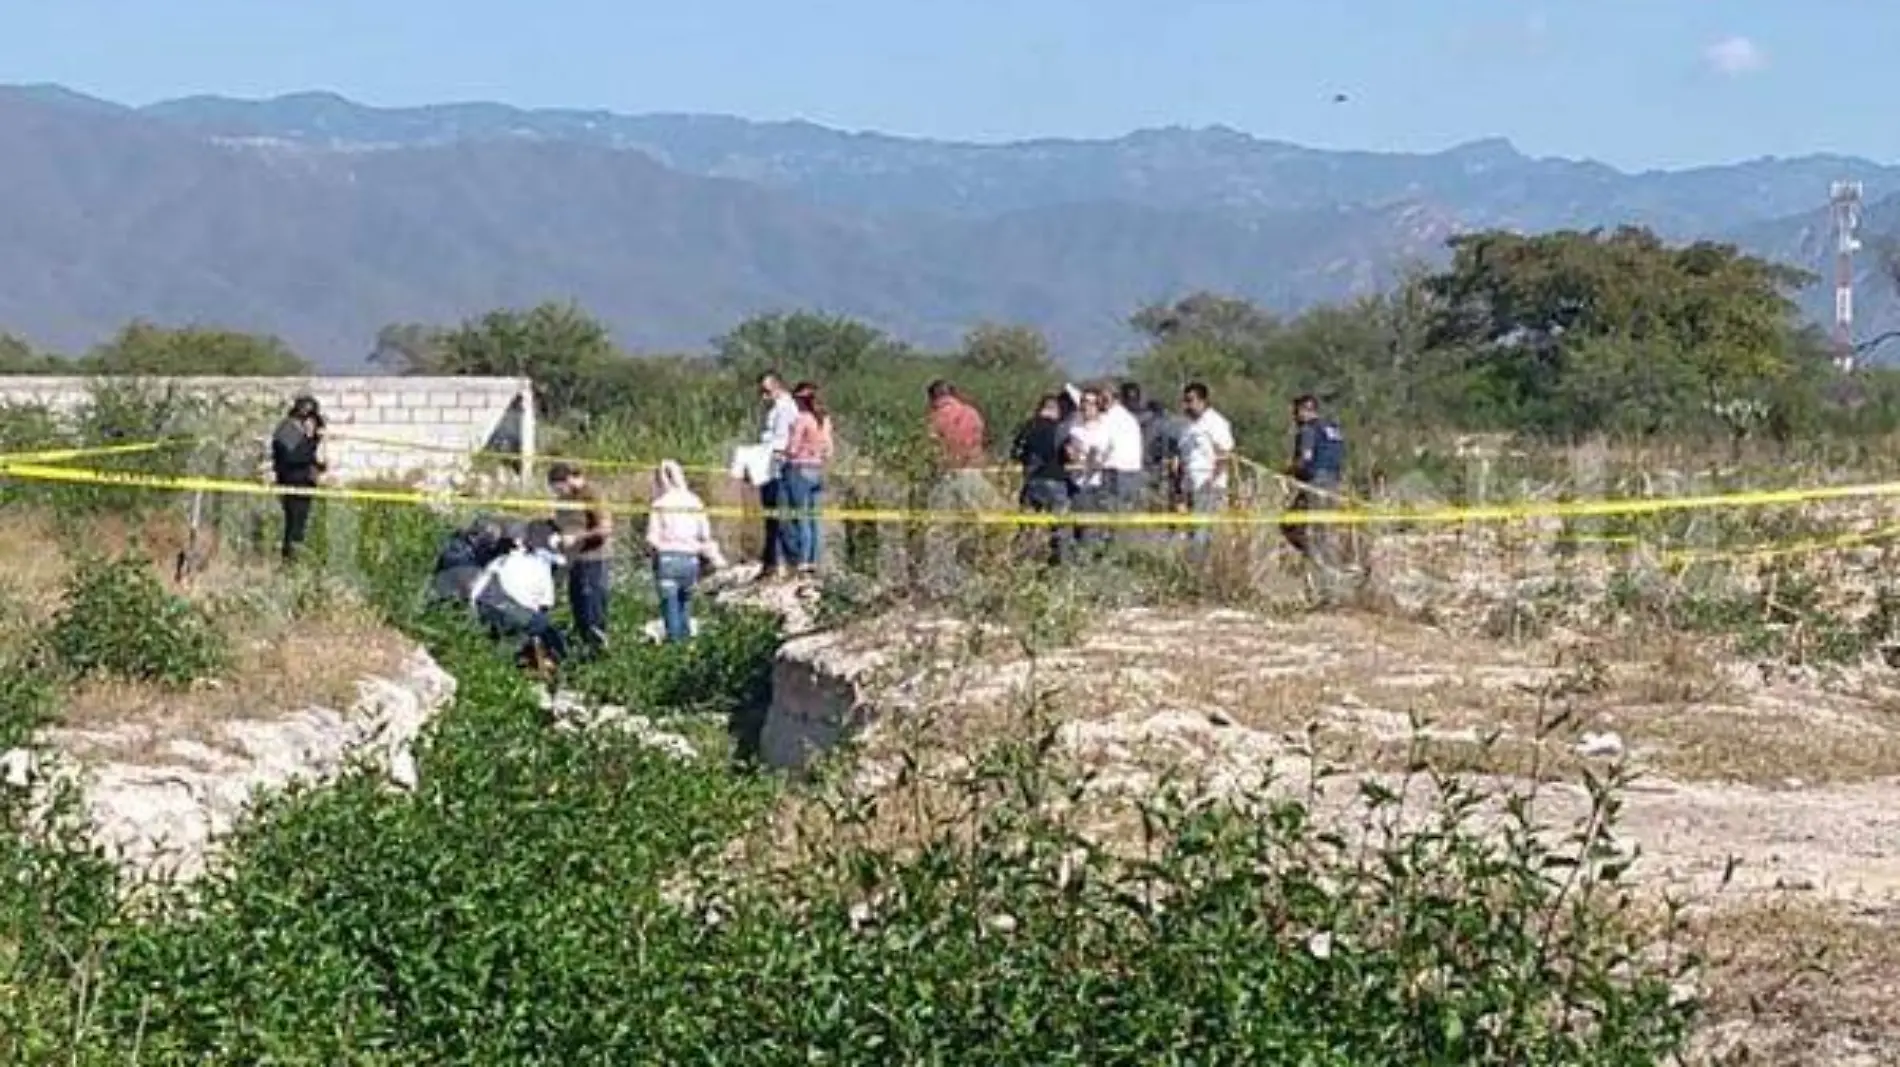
1831;180;1863;371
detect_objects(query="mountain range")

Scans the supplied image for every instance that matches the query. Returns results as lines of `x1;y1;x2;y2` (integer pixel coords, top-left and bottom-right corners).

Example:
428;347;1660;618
3;83;1897;371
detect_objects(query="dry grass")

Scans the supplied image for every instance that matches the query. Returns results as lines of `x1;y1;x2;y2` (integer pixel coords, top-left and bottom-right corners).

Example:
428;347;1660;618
1690;901;1900;1065
0;507;409;762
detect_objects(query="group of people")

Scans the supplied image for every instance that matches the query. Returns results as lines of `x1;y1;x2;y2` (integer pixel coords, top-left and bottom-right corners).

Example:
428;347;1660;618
1009;381;1347;565
426;459;725;673
754;373;836;581
1008;380;1236;561
741;370;1349;579
281;370;1346;677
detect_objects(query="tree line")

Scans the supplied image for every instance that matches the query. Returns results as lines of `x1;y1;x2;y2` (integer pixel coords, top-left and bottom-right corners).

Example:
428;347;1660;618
7;226;1900;468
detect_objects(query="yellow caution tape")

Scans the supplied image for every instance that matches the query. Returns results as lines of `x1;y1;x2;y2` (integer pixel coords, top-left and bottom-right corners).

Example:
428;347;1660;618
0;438;194;465
1661;523;1900;567
4;457;1900;530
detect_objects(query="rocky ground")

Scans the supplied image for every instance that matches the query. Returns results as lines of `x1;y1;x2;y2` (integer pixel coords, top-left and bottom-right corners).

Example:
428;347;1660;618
723;545;1900;1064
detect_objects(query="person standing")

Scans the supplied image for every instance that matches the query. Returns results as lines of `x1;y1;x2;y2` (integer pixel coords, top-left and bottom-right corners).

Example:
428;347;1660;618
782;381;834;576
757;372;800;581
1011;393;1072;565
1177;382;1236;559
270;395;327;563
1283;394;1346;565
1100;382;1146;542
1065;388;1111;553
1145;400;1183;512
646;460;726;643
922;379;992;593
548;462;613;656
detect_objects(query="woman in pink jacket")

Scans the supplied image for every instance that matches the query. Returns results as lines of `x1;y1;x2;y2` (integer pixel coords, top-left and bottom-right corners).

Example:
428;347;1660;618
646;460;725;642
781;381;834;575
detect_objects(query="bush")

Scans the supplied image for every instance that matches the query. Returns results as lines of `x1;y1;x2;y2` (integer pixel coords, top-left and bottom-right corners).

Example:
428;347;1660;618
49;556;229;686
0;501;1711;1064
564;604;782;720
658;741;1697;1065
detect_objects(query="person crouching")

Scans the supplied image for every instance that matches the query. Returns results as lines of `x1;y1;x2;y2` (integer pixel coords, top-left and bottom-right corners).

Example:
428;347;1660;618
469;523;571;674
647;460;726;643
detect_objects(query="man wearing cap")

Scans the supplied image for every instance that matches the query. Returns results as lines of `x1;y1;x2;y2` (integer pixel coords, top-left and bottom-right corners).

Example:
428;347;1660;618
270;394;327;562
548;462;613;656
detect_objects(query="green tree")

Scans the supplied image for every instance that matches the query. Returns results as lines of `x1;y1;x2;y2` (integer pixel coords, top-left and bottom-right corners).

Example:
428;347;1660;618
1423;228;1816;439
956;323;1059;377
714;311;909;383
415;302;618;420
80;323;309;376
0;334;67;374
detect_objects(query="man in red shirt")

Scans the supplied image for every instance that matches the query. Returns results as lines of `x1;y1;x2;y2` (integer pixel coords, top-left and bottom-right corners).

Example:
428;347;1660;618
926;379;986;469
921;380;1000;595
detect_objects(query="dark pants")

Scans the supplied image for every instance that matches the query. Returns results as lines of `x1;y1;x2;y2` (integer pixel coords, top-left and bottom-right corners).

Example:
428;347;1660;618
759;477;789;570
278;482;315;561
1282;479;1340;561
1020;476;1073;565
1109;469;1149;543
1070;479;1105;554
567;559;611;654
477;593;570;666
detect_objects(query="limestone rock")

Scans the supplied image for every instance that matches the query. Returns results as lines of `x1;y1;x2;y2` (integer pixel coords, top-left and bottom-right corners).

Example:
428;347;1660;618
23;646;457;886
536;688;698;761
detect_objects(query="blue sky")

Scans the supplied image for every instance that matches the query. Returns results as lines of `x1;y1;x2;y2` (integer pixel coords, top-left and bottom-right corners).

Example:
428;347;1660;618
0;0;1885;170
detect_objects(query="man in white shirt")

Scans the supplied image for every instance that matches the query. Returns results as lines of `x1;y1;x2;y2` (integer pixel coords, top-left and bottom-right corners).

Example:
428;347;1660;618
1100;383;1147;538
756;372;800;579
1177;381;1235;556
469;523;571;670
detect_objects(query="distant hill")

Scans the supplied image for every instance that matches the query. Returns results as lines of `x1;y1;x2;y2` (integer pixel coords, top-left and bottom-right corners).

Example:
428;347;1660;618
2;84;1896;370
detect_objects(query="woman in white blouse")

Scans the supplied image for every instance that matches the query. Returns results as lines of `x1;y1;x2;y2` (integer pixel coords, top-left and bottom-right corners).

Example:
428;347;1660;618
1065;388;1111;550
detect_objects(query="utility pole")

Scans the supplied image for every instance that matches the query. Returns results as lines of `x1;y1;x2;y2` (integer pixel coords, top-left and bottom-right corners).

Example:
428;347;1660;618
1831;180;1863;372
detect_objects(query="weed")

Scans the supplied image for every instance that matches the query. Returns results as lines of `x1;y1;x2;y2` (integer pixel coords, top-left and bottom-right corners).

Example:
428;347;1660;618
49;556;229;687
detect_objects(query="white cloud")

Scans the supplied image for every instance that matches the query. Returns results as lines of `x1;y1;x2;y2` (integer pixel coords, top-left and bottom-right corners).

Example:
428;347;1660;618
1703;35;1767;76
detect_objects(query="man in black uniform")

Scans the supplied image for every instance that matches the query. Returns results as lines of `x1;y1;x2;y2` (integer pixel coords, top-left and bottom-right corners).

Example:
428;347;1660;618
1011;393;1073;565
1282;394;1346;563
270;395;326;563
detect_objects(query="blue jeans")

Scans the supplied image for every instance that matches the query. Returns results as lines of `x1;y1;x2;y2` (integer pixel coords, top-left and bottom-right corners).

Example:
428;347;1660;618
782;465;823;568
654;552;701;643
567;559;611;654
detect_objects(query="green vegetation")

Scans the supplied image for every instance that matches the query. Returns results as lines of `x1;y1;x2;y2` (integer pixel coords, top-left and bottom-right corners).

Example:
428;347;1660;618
48;556;229;686
0;383;1728;1064
3;225;1897;1062
12;226;1897;490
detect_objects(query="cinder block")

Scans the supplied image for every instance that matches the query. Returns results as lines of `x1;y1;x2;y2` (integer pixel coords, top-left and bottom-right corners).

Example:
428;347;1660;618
426;391;459;408
372;408;412;423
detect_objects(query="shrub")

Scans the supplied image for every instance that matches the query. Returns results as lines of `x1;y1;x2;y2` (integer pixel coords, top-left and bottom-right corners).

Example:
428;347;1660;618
49;556;229;686
667;741;1698;1065
564;604;783;720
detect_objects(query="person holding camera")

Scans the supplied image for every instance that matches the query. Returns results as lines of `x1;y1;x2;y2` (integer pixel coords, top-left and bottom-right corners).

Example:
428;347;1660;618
271;394;327;563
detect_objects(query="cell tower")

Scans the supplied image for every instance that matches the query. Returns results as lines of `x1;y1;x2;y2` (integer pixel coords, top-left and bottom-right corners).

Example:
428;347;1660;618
1831;180;1863;371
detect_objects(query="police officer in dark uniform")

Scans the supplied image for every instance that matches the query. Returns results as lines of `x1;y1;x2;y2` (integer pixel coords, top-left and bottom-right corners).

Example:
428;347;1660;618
270;395;326;563
1282;394;1345;562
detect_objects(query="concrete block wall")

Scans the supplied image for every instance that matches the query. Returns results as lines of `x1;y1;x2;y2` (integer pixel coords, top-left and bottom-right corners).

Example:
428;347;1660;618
0;376;535;482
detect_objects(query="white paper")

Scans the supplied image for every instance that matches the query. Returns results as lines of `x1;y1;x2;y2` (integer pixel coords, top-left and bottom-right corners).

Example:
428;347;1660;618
729;443;772;486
